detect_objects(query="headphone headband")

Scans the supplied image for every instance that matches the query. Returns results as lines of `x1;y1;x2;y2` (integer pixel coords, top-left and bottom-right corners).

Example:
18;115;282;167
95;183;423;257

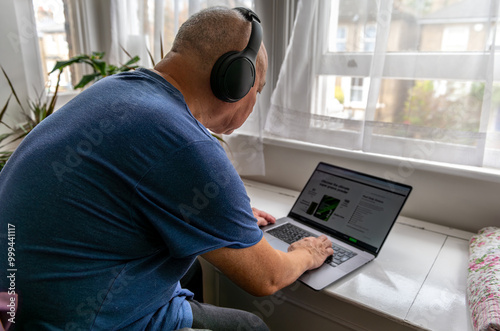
234;7;261;57
210;7;263;103
233;7;261;23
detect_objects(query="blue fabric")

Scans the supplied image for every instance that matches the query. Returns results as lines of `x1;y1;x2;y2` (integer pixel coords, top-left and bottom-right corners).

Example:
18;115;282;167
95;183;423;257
0;68;263;330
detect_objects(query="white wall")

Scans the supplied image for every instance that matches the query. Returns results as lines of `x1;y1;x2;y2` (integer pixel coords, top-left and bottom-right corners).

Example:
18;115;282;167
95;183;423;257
241;137;500;233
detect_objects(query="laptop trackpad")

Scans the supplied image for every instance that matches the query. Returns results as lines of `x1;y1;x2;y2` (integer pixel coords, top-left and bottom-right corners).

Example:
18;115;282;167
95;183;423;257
299;264;346;290
265;237;289;253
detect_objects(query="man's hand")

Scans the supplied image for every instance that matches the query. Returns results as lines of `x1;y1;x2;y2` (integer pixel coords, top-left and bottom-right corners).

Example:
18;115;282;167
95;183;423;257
252;207;276;227
288;235;334;270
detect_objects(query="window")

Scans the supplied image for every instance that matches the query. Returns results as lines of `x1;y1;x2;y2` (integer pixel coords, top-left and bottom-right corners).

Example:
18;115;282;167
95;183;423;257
333;26;347;52
350;77;364;102
32;0;254;93
266;0;500;170
363;24;376;51
32;0;72;92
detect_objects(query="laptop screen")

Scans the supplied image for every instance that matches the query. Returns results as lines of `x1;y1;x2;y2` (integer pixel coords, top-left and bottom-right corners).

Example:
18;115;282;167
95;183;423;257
288;162;412;255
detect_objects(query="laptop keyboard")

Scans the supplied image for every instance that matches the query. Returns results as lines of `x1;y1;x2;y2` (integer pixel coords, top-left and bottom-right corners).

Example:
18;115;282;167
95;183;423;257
266;223;357;267
267;223;316;245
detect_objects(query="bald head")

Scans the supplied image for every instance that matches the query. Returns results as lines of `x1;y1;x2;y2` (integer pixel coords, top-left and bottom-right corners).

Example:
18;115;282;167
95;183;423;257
171;7;256;73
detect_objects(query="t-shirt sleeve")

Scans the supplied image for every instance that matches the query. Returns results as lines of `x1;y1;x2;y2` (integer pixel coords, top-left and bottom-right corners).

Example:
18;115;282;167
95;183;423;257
132;140;263;258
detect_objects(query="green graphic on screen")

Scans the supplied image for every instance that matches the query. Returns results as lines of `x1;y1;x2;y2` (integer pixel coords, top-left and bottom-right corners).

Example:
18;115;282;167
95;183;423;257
313;195;340;221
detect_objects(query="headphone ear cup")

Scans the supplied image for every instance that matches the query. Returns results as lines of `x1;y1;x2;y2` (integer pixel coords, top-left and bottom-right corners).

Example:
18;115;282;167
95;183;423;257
210;51;256;103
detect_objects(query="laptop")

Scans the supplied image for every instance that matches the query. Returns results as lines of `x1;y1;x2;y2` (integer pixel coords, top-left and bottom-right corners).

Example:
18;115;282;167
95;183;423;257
262;162;412;290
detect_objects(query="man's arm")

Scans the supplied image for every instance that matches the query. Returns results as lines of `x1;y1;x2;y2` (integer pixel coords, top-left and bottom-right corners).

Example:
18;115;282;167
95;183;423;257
201;235;334;297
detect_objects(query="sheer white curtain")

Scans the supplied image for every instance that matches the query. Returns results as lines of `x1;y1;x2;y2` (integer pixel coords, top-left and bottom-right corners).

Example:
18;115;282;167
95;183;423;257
223;89;266;176
265;0;500;170
108;0;255;67
109;0;153;68
108;0;185;67
265;0;318;142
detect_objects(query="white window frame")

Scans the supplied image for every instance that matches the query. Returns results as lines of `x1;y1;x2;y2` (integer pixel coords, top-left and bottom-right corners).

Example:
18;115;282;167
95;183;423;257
311;0;500;167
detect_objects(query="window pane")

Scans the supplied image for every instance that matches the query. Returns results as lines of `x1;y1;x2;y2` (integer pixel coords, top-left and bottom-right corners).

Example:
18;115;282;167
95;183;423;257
314;75;368;121
363;24;376;51
376;79;484;144
332;0;379;52
491;83;500;132
321;77;486;144
335;27;347;51
329;0;494;53
410;0;490;52
33;0;72;92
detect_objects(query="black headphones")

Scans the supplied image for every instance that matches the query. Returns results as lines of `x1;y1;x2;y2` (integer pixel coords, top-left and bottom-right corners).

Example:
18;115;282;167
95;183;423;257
210;7;263;103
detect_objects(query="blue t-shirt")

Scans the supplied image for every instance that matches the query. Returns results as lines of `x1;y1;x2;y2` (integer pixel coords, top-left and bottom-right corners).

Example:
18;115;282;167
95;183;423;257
0;68;263;330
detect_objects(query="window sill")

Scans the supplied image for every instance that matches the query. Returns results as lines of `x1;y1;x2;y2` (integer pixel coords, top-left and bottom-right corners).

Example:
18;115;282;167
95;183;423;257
264;134;500;183
231;132;500;184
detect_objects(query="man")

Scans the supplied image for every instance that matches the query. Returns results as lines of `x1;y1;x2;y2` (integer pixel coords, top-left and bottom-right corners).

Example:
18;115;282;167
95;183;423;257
0;6;333;330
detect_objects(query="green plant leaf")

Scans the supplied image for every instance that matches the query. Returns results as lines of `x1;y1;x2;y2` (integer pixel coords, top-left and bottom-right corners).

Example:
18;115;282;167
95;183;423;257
1;66;24;111
123;56;140;67
49;55;89;74
0;94;12;123
146;48;156;67
74;73;101;89
0;129;26;150
0;151;13;171
123;65;139;73
107;64;119;75
120;46;133;59
92;58;107;75
0;133;12;143
211;134;227;146
160;33;164;59
29;99;45;123
92;51;105;59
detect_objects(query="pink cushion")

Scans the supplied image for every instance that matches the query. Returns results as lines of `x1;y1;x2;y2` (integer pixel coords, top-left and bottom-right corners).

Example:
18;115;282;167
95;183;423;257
467;227;500;331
